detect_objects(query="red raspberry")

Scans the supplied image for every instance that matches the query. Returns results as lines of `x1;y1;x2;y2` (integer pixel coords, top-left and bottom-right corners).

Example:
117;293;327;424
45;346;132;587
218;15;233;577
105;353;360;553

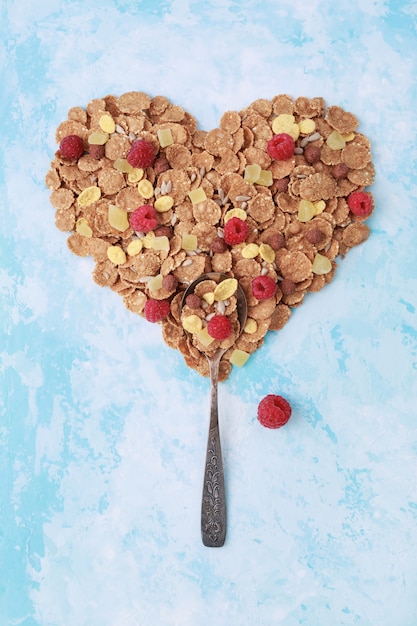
144;298;171;323
59;135;84;160
129;205;158;232
252;275;277;300
223;217;249;245
347;191;373;217
267;133;295;161
257;394;292;429
127;139;155;168
207;315;232;340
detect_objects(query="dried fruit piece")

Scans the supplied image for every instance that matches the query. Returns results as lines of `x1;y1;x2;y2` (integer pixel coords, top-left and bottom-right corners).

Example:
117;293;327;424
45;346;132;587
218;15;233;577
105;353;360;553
59;135;84;160
267;133;295;161
127;139;155;168
77;186;101;207
230;349;250;366
312;253;332;275
188;187;207;204
144;298;171;322
224;217;249;245
107;245;127;265
257;394;292;429
252;275;277;300
129;205;158;232
347;191;373;216
213;278;238;301
108;204;129;231
207;315;232;340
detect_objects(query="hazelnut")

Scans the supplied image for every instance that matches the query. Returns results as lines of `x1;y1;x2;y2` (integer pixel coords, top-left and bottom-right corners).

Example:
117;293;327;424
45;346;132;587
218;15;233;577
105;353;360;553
185;293;202;309
304;145;321;165
153;157;170;175
274;176;290;193
210;236;228;253
305;228;324;245
155;225;172;239
88;144;105;160
268;232;285;250
280;279;296;295
162;274;178;291
332;162;349;180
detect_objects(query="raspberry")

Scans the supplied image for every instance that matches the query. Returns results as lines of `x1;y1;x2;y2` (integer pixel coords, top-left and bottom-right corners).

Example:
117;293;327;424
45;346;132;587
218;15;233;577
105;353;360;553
267;133;295;161
251;275;277;300
223;217;249;245
144;298;171;323
129;205;158;232
207;315;232;340
347;191;373;217
127;139;155;168
59;135;84;160
257;394;292;429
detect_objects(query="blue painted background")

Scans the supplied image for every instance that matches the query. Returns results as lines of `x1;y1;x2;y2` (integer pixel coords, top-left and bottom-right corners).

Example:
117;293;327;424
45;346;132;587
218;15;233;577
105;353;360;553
1;0;417;624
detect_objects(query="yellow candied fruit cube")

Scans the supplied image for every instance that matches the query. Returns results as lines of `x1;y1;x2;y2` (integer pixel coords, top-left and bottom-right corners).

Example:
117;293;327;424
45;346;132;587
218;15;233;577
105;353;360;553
312;253;332;275
138;179;154;199
342;132;355;142
256;170;273;187
127;239;143;256
142;231;156;248
244;164;262;183
107;245;126;266
188;187;207;205
75;217;93;238
242;243;259;259
77;186;101;207
259;243;275;263
152;235;170;251
88;131;109;145
196;327;215;347
298;199;316;223
326;130;346;150
114;158;134;173
213;278;238;301
99;114;116;134
128;168;144;183
108;204;129;232
313;200;326;215
147;274;163;292
157;128;174;148
298;118;316;134
224;208;247;223
154;195;174;213
203;292;215;305
230;349;250;367
181;233;198;251
182;314;203;334
244;318;258;334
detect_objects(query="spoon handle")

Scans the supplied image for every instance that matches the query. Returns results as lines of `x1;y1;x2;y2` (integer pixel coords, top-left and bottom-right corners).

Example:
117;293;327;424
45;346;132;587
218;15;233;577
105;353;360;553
201;355;226;547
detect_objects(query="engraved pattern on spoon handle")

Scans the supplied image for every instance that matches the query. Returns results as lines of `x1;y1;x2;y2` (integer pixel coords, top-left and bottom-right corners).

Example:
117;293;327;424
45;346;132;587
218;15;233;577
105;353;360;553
201;353;226;547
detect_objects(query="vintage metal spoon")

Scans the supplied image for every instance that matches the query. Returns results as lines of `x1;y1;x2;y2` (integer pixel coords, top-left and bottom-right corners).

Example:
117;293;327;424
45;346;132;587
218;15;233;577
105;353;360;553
181;272;248;547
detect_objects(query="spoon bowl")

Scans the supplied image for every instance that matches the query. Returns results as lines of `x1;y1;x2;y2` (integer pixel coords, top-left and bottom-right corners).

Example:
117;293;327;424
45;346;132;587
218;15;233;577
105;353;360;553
181;272;248;547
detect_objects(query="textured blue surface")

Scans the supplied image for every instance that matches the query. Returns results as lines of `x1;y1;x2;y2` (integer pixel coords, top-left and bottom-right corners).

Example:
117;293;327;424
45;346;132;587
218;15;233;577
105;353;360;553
1;0;417;624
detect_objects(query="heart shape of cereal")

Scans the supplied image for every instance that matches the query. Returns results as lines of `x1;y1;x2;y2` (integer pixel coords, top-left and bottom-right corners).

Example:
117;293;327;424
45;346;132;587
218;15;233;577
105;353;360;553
46;92;375;381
